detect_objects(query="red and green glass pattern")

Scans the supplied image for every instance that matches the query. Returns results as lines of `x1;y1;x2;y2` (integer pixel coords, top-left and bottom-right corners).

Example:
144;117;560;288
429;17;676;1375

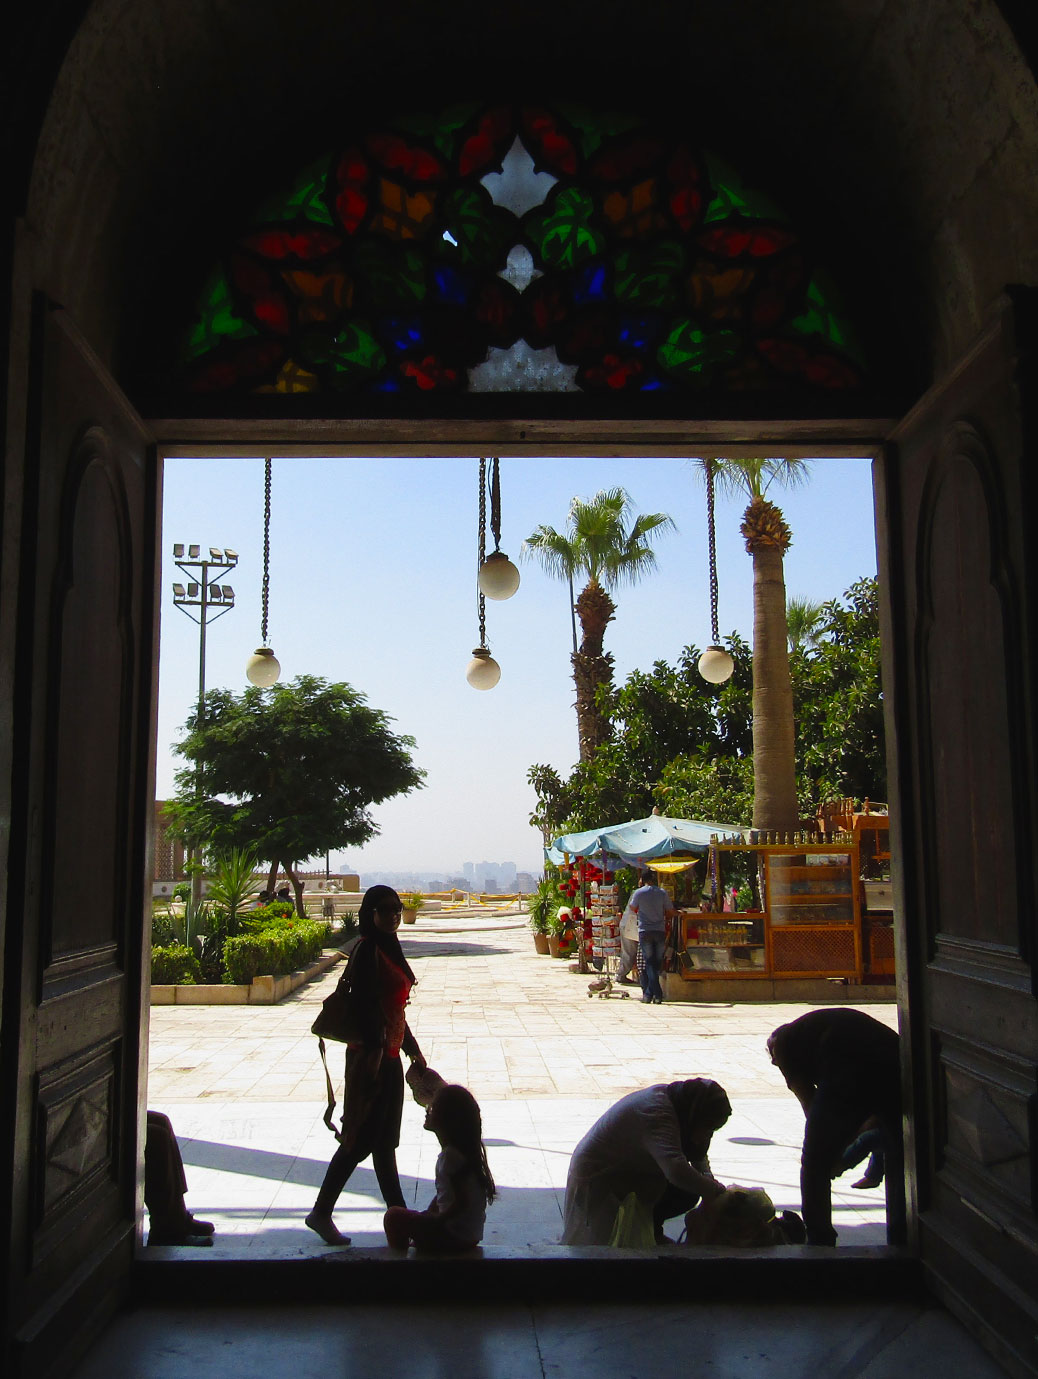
179;104;866;397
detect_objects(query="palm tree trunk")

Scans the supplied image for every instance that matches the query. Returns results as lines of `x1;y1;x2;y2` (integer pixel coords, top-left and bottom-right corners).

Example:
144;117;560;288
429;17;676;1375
751;543;798;831
572;648;615;760
573;580;616;761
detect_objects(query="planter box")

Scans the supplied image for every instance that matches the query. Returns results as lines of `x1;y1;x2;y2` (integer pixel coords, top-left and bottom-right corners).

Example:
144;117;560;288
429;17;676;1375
150;947;344;1006
533;932;550;954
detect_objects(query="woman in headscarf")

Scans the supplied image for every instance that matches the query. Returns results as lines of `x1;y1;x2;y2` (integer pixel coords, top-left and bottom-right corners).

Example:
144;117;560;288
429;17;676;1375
560;1078;731;1245
306;886;427;1246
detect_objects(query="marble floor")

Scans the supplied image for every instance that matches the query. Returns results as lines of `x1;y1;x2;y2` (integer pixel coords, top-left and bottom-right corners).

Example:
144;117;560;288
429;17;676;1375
65;907;1009;1376
70;1298;1006;1378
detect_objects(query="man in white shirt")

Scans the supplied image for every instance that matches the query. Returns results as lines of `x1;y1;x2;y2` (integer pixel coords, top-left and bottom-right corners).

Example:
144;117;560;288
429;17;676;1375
628;869;677;1004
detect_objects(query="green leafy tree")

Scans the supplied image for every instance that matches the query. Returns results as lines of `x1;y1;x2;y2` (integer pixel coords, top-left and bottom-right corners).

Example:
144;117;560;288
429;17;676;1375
793;578;886;806
658;752;756;827
529;581;886;841
523;487;674;761
529;635;752;835
167;676;424;914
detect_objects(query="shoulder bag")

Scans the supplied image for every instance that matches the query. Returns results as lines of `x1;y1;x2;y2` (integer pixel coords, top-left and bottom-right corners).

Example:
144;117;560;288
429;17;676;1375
311;943;366;1043
312;944;375;1138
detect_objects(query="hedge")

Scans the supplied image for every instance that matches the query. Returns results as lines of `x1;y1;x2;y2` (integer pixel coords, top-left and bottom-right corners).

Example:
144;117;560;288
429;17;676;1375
222;919;325;985
152;944;202;985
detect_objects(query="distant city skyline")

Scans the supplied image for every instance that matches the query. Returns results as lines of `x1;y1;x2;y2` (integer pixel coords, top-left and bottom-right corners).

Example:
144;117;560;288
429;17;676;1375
339;863;540;893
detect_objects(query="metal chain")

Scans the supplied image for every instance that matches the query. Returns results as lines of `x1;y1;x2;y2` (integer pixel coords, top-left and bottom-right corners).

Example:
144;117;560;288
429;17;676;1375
488;456;502;552
261;457;272;646
706;460;720;644
477;456;487;648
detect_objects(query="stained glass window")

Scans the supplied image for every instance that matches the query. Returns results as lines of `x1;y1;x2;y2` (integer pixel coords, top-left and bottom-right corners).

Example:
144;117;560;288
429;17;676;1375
178;104;866;397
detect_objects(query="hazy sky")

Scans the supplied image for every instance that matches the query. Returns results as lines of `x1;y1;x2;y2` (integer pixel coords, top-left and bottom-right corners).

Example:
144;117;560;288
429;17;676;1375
157;454;878;875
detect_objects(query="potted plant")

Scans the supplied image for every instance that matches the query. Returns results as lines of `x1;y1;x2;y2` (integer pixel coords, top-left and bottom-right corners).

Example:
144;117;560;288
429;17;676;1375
527;885;553;953
529;872;567;953
401;891;425;924
547;909;574;959
529;913;550;953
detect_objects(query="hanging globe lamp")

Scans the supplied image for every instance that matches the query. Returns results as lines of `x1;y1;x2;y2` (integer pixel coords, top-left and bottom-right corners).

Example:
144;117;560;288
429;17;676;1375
477;550;521;600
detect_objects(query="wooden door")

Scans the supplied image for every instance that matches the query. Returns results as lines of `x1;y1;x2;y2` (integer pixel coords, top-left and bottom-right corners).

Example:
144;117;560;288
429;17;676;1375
876;292;1038;1378
2;301;157;1377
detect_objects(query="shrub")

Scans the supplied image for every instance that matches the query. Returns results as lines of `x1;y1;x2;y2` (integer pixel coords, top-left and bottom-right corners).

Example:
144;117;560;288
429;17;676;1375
223;919;325;984
242;901;295;932
152;905;178;948
152;944;202;985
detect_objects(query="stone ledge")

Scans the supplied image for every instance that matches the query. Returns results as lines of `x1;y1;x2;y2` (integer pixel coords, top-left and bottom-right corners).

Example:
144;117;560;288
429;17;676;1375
151;948;344;1006
661;973;897;1002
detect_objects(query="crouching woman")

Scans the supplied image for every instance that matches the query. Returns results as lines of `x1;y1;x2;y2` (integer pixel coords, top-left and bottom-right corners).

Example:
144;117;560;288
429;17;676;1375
561;1078;730;1246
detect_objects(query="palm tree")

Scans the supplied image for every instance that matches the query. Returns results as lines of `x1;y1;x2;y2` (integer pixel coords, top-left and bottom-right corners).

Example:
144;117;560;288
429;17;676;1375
786;595;825;653
524;488;674;761
704;457;809;832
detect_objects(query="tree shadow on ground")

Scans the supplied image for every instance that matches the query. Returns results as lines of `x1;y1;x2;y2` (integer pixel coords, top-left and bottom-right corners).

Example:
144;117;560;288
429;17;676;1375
397;940;515;958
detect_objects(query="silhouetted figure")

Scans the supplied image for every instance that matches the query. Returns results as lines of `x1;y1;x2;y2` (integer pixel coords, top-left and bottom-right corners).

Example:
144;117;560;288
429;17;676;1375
561;1078;730;1245
767;1008;903;1246
306;886;427;1246
144;1111;215;1246
384;1084;495;1252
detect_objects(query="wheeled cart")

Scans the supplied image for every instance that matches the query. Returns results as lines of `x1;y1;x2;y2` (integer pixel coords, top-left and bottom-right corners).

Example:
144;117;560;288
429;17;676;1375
586;882;629;998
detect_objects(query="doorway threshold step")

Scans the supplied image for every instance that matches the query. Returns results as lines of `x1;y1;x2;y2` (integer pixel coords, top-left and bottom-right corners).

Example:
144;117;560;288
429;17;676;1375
135;1246;921;1306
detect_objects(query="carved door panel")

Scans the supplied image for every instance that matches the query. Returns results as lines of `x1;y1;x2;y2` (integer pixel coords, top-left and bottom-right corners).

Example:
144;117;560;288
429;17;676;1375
877;294;1038;1377
4;303;156;1376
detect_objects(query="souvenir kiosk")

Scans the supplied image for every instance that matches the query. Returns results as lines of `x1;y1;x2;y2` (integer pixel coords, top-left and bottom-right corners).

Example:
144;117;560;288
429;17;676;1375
548;810;894;998
679;829;863;983
673;813;893;996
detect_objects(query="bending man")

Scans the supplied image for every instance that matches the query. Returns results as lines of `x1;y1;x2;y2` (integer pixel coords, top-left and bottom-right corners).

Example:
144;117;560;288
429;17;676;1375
767;1008;903;1246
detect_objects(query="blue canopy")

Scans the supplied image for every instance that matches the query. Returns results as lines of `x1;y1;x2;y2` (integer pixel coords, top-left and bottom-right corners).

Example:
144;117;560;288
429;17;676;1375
546;814;746;867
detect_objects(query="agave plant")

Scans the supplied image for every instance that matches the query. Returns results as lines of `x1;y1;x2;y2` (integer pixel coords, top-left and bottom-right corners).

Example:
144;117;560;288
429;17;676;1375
193;846;261;981
206;845;261;936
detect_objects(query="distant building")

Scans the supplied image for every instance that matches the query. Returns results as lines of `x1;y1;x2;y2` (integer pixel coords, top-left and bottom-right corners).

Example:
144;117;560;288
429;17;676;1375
516;872;537;894
153;802;186;896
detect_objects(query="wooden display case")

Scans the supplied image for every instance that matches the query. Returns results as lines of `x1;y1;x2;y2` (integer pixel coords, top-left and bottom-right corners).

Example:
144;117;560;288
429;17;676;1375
677;835;863;983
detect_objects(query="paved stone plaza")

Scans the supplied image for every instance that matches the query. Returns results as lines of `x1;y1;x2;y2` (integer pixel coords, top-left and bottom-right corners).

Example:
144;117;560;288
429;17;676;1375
147;906;898;1254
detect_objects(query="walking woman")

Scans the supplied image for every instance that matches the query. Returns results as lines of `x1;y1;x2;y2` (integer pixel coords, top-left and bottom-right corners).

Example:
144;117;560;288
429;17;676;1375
306;885;427;1246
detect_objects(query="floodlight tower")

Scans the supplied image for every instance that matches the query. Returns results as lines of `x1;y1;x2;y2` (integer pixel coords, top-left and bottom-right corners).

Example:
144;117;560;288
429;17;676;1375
171;543;238;905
